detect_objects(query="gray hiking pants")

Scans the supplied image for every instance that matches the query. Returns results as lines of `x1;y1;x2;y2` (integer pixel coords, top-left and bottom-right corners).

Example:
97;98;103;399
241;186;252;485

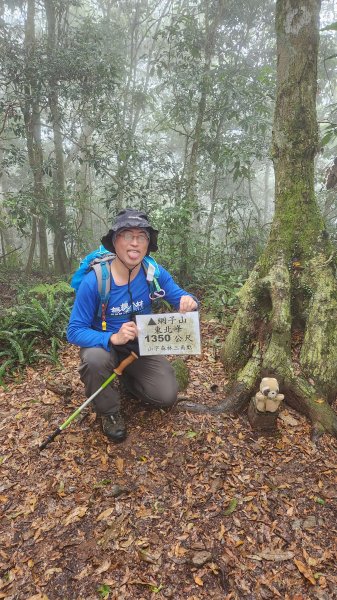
79;347;178;415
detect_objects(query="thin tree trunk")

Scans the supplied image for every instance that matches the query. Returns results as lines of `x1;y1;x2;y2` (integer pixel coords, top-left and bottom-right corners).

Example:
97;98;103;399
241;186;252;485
0;146;17;263
114;0;171;210
204;111;225;267
178;0;226;281
204;167;220;269
25;216;37;275
38;218;49;271
75;128;95;254
0;229;6;264
23;0;49;274
44;0;69;274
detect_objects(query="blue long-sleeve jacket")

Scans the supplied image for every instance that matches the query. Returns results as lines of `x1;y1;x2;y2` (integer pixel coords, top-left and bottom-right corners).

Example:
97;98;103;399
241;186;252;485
67;264;197;351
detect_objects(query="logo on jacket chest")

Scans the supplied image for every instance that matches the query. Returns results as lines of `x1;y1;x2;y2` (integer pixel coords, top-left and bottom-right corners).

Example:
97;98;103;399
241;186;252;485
109;300;144;316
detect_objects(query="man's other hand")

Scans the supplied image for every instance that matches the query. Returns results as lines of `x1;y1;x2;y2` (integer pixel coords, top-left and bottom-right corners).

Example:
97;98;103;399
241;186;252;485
179;295;198;313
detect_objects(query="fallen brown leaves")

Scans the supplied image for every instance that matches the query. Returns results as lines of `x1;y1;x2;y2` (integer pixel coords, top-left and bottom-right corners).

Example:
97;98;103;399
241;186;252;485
0;319;337;599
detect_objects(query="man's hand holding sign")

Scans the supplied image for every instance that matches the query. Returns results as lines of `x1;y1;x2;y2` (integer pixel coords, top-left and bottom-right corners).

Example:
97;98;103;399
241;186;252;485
179;295;198;313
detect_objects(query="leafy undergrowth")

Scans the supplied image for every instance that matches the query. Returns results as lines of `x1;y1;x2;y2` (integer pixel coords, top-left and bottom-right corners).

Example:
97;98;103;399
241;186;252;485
1;320;337;600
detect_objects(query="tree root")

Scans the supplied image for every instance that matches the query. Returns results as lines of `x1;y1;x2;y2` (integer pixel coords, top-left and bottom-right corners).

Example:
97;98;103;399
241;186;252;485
282;374;337;438
219;266;261;373
178;361;337;437
176;380;251;415
177;346;261;415
179;255;337;438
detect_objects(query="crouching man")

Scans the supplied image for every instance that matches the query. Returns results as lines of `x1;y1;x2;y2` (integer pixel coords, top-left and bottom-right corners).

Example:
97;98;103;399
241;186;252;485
67;208;198;442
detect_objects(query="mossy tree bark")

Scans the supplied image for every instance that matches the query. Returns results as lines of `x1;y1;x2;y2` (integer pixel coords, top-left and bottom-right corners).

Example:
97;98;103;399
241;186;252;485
179;0;337;438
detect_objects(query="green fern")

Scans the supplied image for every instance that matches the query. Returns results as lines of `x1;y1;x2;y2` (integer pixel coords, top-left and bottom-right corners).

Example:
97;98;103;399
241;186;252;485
28;281;73;299
37;336;63;365
8;296;72;338
0;359;16;384
0;281;73;383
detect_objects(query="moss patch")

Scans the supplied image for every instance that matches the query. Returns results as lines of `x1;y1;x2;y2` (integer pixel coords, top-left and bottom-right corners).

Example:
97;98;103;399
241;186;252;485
171;358;190;391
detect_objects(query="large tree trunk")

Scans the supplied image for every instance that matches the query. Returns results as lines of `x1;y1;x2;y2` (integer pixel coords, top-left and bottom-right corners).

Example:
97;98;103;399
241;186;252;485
179;0;337;438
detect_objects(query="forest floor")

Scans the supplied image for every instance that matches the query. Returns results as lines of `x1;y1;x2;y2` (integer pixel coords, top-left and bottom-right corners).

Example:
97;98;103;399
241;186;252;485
1;318;337;600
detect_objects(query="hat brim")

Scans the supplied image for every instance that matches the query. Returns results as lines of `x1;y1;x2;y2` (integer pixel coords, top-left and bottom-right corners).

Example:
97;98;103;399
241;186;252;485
101;227;158;253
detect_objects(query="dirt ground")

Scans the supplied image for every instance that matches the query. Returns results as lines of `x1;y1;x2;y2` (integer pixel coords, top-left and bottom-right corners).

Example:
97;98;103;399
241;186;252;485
1;320;337;600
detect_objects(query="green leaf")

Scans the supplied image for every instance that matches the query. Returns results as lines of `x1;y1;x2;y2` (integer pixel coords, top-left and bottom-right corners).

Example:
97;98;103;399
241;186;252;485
186;429;197;439
138;455;148;462
321;129;337;146
94;479;112;488
97;583;111;599
149;584;163;593
321;22;337;31
224;498;238;515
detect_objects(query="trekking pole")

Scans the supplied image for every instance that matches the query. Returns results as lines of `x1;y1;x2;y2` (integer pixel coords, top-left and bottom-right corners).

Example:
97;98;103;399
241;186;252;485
39;351;138;451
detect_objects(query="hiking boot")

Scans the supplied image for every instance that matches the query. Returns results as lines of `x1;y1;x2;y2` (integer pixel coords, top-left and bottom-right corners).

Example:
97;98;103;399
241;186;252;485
101;412;127;442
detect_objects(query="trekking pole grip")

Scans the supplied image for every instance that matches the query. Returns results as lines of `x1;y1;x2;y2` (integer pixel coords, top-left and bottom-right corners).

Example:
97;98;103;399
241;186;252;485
114;351;138;375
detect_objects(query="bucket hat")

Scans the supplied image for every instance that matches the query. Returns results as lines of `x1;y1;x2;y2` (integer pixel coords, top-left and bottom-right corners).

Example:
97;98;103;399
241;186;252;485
101;208;158;253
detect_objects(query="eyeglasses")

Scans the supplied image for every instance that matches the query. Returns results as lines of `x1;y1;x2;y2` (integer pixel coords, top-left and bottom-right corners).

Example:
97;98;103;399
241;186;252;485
118;231;149;244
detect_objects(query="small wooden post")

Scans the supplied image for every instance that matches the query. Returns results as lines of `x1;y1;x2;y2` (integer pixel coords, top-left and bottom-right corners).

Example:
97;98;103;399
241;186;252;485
248;397;280;435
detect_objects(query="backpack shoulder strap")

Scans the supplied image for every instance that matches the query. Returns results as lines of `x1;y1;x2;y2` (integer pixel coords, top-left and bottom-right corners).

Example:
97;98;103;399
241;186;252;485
92;253;115;331
141;259;164;300
92;261;111;304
